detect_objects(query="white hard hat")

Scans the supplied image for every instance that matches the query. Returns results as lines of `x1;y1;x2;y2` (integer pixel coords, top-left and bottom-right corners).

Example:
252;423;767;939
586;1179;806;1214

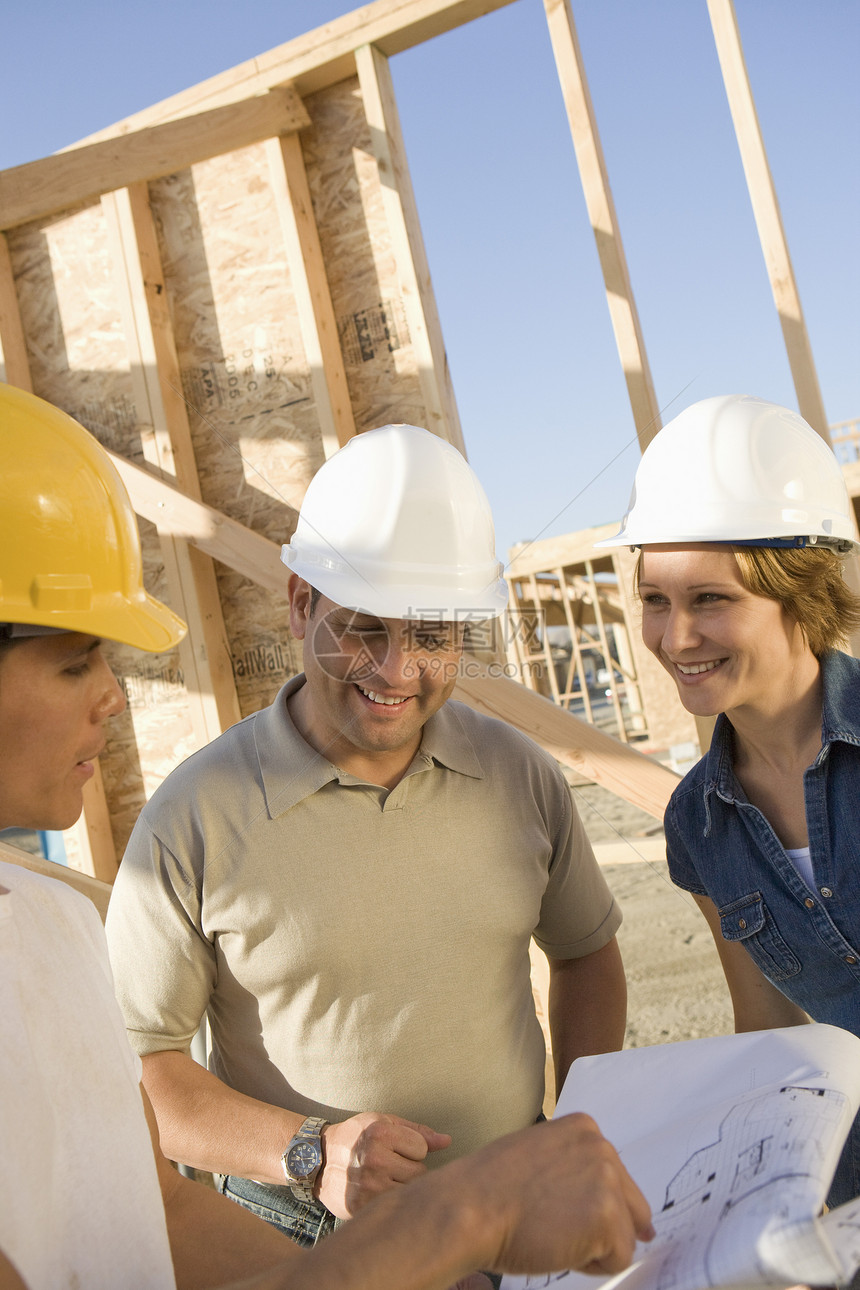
597;394;858;553
281;424;507;619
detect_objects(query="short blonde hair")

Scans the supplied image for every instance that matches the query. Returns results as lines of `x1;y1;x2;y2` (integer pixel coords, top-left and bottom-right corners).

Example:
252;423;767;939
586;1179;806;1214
731;545;860;656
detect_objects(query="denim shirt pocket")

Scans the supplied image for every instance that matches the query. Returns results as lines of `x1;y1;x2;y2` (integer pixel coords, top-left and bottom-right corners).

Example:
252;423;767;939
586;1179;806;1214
718;892;802;982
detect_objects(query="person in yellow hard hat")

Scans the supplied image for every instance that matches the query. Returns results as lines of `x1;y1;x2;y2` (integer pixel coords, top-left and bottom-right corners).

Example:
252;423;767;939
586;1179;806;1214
106;422;628;1254
0;383;653;1290
600;393;860;1216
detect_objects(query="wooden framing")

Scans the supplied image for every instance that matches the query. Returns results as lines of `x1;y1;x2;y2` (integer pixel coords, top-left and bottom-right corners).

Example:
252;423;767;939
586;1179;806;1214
706;0;828;437
506;525;697;757
543;0;662;451
0;0;841;874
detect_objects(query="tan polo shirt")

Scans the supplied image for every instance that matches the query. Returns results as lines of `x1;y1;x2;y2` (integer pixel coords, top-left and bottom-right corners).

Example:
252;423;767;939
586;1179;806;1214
107;676;620;1164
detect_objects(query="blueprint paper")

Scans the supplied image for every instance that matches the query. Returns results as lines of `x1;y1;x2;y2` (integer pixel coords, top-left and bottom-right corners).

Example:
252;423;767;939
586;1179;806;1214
501;1025;860;1290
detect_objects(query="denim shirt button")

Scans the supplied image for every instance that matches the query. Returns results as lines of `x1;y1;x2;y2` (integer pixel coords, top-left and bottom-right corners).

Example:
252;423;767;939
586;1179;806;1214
804;897;815;909
738;918;746;929
846;955;858;965
820;887;833;898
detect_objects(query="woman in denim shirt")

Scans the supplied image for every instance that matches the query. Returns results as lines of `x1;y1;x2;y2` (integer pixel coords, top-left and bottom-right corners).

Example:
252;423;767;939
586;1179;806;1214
600;395;860;1209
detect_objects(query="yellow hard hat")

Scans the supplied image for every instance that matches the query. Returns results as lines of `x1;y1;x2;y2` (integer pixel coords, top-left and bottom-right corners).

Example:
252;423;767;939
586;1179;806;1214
0;383;186;652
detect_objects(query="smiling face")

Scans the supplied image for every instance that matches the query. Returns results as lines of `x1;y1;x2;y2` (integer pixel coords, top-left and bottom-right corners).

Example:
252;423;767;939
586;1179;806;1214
638;544;817;720
287;578;464;787
0;633;127;831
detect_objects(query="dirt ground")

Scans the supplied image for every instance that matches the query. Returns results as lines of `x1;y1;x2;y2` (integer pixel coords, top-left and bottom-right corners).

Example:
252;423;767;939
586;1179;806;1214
571;782;734;1050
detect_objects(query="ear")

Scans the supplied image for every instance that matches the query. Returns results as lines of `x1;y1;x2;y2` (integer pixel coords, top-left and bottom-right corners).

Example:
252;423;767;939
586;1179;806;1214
288;576;313;641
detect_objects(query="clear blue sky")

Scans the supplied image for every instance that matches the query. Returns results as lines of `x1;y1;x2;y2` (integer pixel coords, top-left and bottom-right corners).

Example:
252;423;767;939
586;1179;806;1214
2;1;857;561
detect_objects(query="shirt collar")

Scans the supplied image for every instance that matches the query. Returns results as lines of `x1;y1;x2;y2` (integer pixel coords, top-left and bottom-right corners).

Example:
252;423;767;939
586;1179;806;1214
819;649;860;749
700;649;860;809
254;678;484;818
415;700;485;779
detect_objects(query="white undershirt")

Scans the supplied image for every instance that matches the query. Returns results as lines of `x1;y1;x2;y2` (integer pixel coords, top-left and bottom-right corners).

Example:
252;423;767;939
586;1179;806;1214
785;845;814;891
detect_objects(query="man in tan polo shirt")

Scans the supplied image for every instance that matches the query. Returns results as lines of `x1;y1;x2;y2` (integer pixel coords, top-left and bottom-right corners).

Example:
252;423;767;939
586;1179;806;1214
107;424;628;1251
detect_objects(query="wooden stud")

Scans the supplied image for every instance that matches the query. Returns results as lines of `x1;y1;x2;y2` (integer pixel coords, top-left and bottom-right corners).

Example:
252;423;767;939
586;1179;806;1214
707;0;828;437
0;233;32;389
102;184;242;744
553;567;597;723
543;0;662;451
584;557;628;742
266;133;356;457
355;41;466;450
0;88;310;231
66;761;119;884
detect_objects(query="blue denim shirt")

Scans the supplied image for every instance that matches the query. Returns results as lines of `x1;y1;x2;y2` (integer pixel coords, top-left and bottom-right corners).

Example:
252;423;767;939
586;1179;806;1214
666;649;860;1204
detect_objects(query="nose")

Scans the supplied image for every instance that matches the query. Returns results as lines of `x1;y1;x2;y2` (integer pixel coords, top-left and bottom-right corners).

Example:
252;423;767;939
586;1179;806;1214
375;631;416;687
660;604;701;656
93;655;127;721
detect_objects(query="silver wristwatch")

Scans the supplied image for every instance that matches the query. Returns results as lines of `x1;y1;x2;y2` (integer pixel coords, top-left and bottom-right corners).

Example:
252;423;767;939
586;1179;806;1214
281;1116;329;1203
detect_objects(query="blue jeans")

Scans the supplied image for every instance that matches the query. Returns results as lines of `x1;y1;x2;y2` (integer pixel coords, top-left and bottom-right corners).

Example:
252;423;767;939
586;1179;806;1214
215;1174;338;1247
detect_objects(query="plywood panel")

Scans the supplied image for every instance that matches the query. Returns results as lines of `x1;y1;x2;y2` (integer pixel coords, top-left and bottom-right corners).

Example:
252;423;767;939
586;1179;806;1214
301;79;429;433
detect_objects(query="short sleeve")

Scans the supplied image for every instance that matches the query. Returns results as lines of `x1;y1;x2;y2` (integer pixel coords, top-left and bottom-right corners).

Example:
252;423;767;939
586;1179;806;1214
665;795;709;897
533;773;622;959
106;814;216;1057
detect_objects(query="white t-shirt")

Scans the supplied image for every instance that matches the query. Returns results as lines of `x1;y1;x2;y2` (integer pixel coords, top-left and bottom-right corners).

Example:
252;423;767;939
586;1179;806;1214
0;861;175;1289
785;845;815;891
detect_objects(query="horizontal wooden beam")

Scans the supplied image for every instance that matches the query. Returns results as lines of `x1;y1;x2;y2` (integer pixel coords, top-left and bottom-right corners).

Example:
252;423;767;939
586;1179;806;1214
0;839;112;922
73;0;520;142
507;522;621;578
454;671;678;819
110;452;292;597
0;87;310;230
114;452;676;818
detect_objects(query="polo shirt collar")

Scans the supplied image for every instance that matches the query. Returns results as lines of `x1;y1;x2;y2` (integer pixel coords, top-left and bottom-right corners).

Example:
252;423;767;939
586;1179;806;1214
254;675;339;817
254;678;484;817
416;700;485;780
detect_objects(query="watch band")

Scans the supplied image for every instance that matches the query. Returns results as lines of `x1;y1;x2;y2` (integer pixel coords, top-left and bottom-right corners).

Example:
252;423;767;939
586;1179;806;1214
280;1116;329;1204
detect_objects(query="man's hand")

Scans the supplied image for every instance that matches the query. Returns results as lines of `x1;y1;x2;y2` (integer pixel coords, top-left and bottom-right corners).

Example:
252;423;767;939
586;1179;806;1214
462;1112;654;1277
319;1112;452;1218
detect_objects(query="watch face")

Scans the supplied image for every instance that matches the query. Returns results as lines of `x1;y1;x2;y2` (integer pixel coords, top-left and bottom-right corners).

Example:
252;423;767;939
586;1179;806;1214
287;1140;320;1180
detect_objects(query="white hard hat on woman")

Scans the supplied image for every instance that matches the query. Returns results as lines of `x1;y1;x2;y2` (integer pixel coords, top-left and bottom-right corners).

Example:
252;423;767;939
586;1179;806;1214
598;393;857;553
